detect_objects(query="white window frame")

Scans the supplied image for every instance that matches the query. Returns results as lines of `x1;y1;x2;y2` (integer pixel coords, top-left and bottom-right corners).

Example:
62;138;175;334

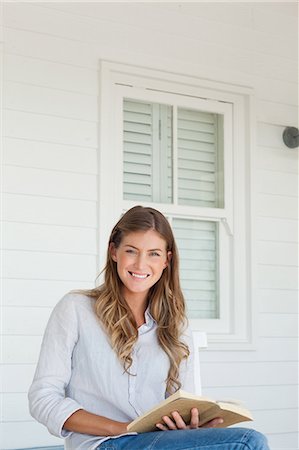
98;61;255;350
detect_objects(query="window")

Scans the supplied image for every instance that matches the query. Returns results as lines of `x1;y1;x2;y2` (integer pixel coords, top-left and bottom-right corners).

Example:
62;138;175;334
122;96;229;321
99;61;254;349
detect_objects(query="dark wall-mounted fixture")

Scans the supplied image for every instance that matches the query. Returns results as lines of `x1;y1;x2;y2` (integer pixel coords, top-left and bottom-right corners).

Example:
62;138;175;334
283;127;299;149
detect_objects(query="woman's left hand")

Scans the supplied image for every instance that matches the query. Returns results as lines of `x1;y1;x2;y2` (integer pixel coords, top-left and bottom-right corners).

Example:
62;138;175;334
155;408;223;430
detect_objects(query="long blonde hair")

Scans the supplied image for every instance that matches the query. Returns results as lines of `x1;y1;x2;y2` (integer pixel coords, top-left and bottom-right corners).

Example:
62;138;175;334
85;206;189;394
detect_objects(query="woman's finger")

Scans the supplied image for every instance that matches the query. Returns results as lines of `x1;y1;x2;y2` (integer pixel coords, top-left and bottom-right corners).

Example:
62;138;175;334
155;422;168;431
161;415;178;430
171;411;187;429
189;408;199;428
201;417;224;428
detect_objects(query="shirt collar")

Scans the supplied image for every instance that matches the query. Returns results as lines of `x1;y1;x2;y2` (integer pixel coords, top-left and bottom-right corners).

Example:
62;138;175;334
138;305;156;334
145;306;155;325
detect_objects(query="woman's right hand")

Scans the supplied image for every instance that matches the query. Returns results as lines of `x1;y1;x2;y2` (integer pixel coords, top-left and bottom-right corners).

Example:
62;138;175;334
156;408;223;430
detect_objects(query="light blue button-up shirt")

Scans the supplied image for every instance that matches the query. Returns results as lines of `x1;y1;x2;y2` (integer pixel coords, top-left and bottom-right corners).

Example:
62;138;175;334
28;293;195;450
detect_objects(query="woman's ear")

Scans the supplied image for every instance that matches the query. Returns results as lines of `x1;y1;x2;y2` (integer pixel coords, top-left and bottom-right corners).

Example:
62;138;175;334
164;251;172;268
109;242;117;262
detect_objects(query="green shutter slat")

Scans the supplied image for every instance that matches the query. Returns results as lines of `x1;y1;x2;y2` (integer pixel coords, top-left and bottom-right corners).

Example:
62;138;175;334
123;131;152;145
124;152;151;165
181;269;216;281
124;163;151;176
178;140;215;153
124;112;152;125
181;279;216;290
176;239;216;251
178;129;215;144
189;310;217;319
183;290;215;301
124;142;151;155
178;189;215;202
178;169;214;181
179;148;215;163
178;109;214;123
124;193;152;201
179;143;215;156
180;260;216;271
179;119;215;133
178;199;216;207
124;122;152;134
125;184;152;195
174;218;215;230
179;252;216;263
124;100;152;114
123;173;151;185
178;178;215;192
188;302;217;314
178;159;215;172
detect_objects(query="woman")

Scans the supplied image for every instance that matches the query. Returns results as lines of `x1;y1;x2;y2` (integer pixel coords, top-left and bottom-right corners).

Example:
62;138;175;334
29;206;270;450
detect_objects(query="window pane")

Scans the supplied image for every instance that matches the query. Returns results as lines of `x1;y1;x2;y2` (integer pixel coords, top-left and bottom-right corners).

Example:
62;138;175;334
177;108;224;208
123;99;173;203
172;218;219;319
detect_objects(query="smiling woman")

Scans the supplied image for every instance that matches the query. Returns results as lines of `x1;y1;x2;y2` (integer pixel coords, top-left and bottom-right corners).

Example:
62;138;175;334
91;206;188;387
28;206;270;450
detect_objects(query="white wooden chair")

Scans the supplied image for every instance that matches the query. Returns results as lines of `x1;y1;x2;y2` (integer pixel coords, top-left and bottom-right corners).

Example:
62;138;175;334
192;331;208;395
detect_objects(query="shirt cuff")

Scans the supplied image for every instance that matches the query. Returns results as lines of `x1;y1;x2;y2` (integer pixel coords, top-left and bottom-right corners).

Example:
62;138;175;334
47;397;83;438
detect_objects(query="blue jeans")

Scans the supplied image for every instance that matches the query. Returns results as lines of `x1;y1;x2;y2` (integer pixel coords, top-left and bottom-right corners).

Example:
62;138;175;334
97;427;270;450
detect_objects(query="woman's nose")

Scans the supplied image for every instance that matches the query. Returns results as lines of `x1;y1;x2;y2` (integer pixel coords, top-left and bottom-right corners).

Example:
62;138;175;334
134;253;146;270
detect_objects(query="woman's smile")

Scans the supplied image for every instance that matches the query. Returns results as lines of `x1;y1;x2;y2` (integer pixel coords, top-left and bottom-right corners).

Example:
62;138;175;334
128;271;150;279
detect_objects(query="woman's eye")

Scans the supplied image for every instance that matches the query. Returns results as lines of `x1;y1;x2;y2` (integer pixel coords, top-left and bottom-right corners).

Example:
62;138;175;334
126;249;135;254
150;252;160;257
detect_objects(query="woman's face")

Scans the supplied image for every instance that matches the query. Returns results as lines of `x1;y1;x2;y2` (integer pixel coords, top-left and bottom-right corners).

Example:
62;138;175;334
110;229;171;303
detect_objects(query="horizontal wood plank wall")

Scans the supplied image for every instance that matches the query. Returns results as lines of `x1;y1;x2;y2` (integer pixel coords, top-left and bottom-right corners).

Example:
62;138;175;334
2;3;298;449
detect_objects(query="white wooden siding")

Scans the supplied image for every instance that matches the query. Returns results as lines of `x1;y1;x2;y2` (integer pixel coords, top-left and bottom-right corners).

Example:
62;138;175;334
1;3;298;450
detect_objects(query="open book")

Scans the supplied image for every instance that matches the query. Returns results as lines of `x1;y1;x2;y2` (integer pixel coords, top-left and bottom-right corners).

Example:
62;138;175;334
127;390;253;433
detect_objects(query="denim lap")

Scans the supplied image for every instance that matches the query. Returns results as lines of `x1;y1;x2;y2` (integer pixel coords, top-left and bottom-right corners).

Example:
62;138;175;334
98;427;270;450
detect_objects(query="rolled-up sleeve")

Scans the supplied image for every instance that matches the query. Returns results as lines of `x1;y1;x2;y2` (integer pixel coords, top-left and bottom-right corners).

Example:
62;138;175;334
28;295;83;438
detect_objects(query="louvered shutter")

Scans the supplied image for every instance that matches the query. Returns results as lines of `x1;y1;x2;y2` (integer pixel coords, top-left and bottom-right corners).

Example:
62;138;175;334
123;99;172;203
173;218;218;319
177;108;224;208
123;100;152;201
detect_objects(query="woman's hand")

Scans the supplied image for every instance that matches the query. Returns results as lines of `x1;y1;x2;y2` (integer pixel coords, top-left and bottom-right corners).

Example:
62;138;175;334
155;408;223;430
